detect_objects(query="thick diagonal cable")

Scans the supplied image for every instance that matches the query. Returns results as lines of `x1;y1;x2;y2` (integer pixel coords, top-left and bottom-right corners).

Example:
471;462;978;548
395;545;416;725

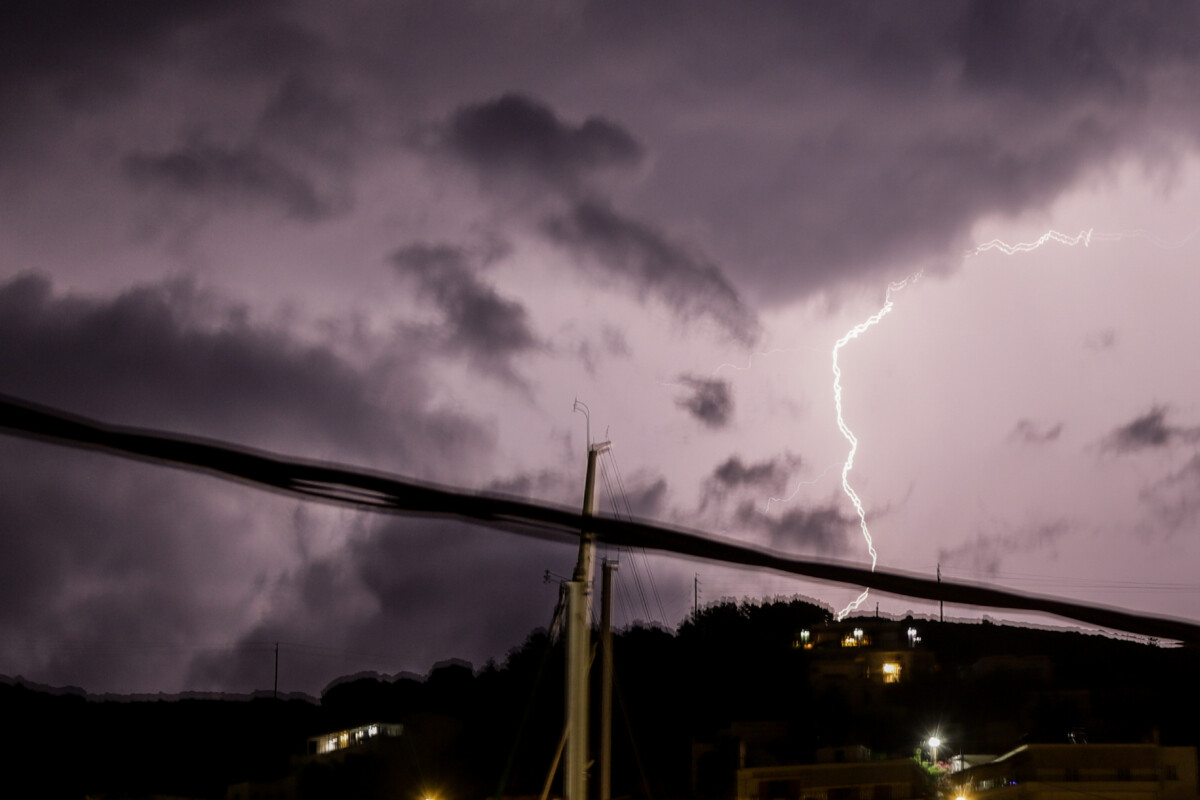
2;393;1199;644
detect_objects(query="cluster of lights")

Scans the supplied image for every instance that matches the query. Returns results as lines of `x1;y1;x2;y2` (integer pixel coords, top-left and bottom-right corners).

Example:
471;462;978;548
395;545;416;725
841;627;867;647
314;722;401;754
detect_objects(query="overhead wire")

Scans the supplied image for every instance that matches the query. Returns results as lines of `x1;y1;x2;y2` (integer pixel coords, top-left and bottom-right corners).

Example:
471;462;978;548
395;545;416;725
606;447;669;625
942;566;1200;594
599;456;653;622
3;393;1200;644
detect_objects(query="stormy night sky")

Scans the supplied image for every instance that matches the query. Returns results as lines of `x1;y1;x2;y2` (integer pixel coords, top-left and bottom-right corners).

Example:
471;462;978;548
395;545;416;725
4;1;1200;696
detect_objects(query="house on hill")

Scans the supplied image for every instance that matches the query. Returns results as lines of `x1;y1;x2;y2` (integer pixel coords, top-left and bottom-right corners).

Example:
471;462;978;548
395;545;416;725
798;619;937;705
951;743;1198;800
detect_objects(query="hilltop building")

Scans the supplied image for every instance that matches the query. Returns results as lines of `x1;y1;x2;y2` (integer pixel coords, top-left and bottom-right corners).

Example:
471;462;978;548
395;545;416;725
737;746;930;800
307;721;403;755
797;619;937;713
228;722;405;800
951;743;1198;800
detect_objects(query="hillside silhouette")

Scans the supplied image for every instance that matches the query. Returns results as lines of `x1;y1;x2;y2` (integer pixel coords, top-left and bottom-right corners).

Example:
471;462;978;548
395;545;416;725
6;597;1198;800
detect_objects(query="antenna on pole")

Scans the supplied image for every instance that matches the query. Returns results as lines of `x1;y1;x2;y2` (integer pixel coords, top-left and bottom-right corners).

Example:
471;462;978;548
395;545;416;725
573;399;591;447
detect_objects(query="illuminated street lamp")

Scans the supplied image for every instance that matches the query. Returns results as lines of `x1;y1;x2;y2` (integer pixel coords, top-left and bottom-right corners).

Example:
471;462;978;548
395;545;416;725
928;736;942;765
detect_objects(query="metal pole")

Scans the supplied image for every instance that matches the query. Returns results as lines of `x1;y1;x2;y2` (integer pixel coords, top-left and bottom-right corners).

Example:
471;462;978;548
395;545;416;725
600;560;618;800
542;726;570;800
566;442;609;800
574;443;607;584
273;642;278;700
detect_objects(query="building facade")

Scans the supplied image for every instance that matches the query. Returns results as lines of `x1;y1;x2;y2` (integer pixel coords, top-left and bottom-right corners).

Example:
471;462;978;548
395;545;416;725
737;755;930;800
952;744;1198;800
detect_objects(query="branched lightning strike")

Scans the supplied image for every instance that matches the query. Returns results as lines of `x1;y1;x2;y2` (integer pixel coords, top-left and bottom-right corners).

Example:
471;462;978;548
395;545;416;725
831;225;1188;621
968;227;1197;258
765;462;839;514
713;347;812;375
833;273;921;620
966;228;1097;257
716;225;1187;622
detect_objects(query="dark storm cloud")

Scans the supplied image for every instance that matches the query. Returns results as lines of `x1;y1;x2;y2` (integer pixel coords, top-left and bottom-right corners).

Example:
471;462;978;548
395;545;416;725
711;456;787;489
674;374;732;429
552;2;1200;299
0;1;241;102
0;440;287;693
187;467;672;693
442;93;643;191
1139;455;1200;536
1010;419;1064;445
123;142;336;220
437;93;756;342
8;3;1200;301
1117;408;1173;449
391;243;539;377
0;1;314;163
544;201;758;343
734;500;853;555
938;521;1069;577
570;323;631;376
0;1;329;111
0;273;486;462
623;477;668;518
258;75;362;163
186;517;569;693
1104;406;1200;453
0;273;498;693
699;454;800;513
957;2;1195;100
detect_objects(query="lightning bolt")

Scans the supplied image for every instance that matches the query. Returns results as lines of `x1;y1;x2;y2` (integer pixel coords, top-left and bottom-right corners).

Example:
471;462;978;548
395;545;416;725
765;462;839;514
833;273;921;620
965;227;1197;258
712;347;812;375
966;228;1096;256
831;224;1193;621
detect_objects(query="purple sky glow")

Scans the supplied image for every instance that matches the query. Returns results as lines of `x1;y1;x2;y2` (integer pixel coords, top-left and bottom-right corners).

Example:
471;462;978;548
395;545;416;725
3;2;1200;695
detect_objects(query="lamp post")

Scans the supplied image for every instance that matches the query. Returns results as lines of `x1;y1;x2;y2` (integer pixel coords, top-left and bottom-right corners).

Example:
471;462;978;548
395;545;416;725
928;736;941;766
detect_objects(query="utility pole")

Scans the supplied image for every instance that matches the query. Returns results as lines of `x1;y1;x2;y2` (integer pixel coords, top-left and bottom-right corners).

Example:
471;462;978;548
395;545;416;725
937;563;943;623
273;642;279;700
566;440;609;800
694;573;699;621
600;559;618;800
